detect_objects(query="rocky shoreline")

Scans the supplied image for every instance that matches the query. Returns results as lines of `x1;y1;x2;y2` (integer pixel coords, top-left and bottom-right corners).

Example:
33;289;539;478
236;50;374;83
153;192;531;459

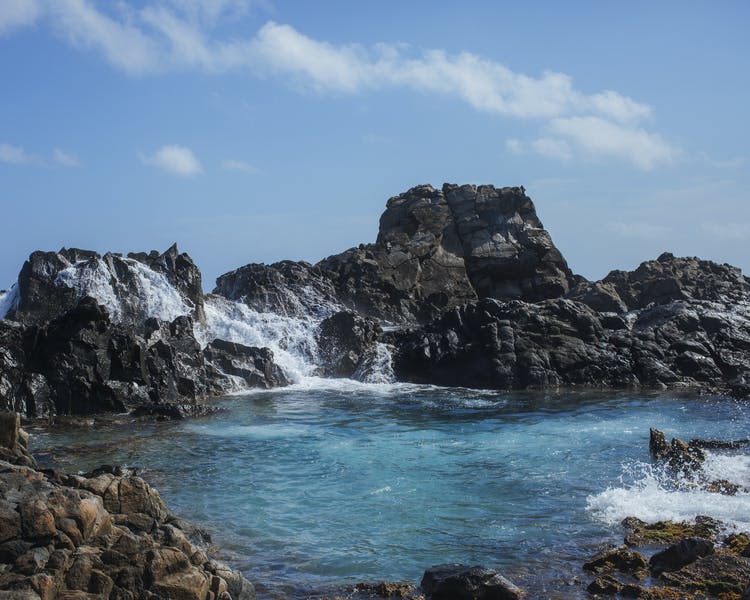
1;183;749;420
1;183;749;598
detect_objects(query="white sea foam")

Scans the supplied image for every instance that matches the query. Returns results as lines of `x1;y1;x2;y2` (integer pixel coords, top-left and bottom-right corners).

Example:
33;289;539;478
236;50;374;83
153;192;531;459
0;286;18;320
198;295;322;382
55;257;190;323
586;452;750;531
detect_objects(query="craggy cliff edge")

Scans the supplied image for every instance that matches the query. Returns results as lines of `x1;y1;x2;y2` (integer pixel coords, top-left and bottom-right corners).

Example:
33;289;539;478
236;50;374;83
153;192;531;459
2;183;750;418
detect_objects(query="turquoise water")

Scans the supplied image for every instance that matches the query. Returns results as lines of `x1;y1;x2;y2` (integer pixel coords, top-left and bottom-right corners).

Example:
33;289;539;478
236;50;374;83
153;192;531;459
30;383;750;598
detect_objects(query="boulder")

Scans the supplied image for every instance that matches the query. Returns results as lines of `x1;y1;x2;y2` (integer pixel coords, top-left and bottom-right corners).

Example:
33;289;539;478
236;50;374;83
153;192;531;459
420;564;524;600
649;537;714;575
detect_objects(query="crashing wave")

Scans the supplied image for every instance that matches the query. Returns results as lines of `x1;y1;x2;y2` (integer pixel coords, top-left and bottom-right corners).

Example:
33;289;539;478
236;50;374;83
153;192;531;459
586;451;750;531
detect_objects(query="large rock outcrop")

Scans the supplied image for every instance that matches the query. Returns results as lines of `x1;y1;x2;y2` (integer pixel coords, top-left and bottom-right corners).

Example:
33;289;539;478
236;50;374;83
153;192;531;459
393;251;750;393
9;245;205;327
215;184;574;324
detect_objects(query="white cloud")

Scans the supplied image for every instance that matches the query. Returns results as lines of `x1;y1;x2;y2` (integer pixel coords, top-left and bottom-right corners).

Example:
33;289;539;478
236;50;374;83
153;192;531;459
222;159;257;173
0;143;37;165
0;5;678;169
608;221;672;239
543;116;677;170
48;0;161;75
0;0;41;34
703;222;750;240
142;145;203;176
531;137;572;161
53;148;81;167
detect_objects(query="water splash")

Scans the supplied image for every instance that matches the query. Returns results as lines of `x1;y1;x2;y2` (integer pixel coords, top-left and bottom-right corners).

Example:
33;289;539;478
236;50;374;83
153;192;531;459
0;286;18;320
198;295;323;383
586;451;750;530
55;257;190;323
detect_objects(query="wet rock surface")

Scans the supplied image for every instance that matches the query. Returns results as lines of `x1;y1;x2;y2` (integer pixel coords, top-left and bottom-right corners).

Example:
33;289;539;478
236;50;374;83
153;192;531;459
420;564;524;600
0;412;255;599
584;431;750;598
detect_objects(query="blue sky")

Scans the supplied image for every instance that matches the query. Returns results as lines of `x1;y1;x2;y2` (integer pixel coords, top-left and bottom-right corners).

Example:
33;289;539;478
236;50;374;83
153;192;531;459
1;1;748;290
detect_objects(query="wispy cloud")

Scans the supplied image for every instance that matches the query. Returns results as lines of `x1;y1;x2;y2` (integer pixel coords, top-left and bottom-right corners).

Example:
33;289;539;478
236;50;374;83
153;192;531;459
1;3;678;169
53;148;81;167
0;0;41;35
608;221;673;239
222;159;258;173
703;222;750;240
0;142;38;165
142;145;203;177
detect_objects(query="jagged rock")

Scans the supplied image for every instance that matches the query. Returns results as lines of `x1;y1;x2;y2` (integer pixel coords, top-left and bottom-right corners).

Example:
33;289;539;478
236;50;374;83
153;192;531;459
659;552;750;595
394;254;750;392
214;260;340;318
598;253;750;311
649;538;715;575
0;415;256;599
318;311;382;378
203;339;289;389
648;429;706;472
420;564;524;600
316;184;573;324
583;546;648;575
127;244;205;323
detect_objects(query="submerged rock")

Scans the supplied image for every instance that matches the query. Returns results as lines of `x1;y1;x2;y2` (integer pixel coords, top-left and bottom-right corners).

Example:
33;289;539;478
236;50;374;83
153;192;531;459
420;564;524;600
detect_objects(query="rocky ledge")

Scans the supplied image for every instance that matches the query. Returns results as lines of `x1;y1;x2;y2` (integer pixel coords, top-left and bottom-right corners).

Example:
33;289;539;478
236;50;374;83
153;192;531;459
0;411;256;599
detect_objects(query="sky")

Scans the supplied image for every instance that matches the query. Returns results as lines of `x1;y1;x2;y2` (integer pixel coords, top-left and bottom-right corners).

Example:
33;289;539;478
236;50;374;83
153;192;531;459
0;1;748;291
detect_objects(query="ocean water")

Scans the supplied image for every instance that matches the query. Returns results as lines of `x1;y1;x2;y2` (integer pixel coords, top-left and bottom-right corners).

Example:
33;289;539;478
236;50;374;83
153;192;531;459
30;384;750;599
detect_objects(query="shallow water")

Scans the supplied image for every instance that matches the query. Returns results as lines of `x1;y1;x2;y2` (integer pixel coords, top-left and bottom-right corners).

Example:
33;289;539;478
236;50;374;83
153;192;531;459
30;383;750;599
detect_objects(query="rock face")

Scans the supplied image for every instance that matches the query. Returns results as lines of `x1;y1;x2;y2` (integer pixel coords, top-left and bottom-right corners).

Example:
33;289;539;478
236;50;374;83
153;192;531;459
393;252;750;394
0;412;256;599
317;311;382;378
3;182;750;413
0;296;287;418
214;260;340;318
10;245;204;327
420;564;524;600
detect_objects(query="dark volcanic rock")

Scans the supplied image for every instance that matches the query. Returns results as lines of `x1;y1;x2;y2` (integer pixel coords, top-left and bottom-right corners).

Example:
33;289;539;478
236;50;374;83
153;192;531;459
2;296;288;417
420;564;524;600
127;243;206;323
649;537;714;575
318;311;382;378
592;252;750;312
394;250;750;393
649;429;706;473
8;245;204;327
317;184;574;324
214;260;340;317
203;339;289;389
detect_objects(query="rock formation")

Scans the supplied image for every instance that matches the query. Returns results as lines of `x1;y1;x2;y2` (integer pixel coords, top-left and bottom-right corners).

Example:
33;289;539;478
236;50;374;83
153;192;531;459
1;182;749;418
0;412;256;599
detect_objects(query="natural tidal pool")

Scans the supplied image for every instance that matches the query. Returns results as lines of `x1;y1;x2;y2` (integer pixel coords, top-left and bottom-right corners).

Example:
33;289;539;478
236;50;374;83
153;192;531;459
29;383;750;599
